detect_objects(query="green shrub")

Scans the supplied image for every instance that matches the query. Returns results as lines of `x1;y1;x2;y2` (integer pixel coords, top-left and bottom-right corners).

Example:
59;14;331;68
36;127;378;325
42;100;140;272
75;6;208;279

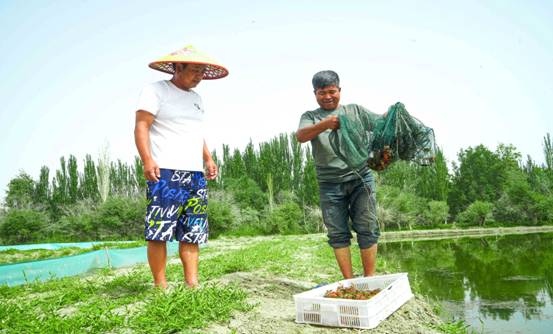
228;207;264;236
531;193;553;224
207;198;237;238
95;197;145;239
51;212;97;241
224;177;267;211
376;205;394;231
423;201;450;226
493;187;553;226
262;201;303;235
457;201;493;226
378;185;426;230
493;194;526;225
42;200;96;241
302;206;324;233
0;209;48;244
275;190;297;205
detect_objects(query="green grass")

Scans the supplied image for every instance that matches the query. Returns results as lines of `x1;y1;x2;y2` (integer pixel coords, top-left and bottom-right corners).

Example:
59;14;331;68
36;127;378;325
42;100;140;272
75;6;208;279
1;239;274;333
432;320;475;334
129;284;252;333
0;234;448;333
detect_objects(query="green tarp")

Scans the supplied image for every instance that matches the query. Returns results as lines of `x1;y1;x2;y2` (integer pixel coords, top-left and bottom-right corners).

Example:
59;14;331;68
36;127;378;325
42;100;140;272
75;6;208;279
0;243;180;286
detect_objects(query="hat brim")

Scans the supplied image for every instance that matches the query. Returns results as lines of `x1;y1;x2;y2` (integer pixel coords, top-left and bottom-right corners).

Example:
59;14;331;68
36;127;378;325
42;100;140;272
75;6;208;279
148;61;228;80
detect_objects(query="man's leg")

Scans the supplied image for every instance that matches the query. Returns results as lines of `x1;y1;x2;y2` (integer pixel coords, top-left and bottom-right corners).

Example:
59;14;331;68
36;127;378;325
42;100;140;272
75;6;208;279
176;171;208;288
147;241;167;288
179;242;199;287
350;171;380;276
334;246;354;279
319;181;353;279
145;169;178;289
360;244;378;276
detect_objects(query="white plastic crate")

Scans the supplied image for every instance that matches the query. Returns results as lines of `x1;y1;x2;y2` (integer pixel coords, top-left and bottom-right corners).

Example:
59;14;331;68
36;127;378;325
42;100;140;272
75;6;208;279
293;273;413;329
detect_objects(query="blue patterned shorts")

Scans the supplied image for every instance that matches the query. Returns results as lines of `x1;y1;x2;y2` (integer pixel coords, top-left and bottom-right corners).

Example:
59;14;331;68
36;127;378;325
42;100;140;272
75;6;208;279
144;169;208;244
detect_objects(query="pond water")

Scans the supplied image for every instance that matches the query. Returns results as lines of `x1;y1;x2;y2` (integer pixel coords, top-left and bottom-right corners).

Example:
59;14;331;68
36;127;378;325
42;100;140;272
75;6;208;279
380;232;553;334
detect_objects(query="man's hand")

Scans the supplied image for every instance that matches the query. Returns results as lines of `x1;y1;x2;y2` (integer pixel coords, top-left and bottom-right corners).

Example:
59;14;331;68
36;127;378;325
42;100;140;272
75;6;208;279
143;159;160;182
296;114;340;143
135;110;158;181
323;115;340;130
205;159;218;180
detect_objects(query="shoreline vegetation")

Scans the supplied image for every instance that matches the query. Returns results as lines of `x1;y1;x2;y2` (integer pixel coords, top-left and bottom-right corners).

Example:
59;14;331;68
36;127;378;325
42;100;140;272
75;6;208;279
380;225;553;242
2;225;552;266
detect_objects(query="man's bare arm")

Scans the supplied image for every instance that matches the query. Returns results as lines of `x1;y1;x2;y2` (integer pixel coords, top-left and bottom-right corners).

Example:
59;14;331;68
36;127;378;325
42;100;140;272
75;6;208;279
134;110;160;181
296;115;340;143
203;140;218;180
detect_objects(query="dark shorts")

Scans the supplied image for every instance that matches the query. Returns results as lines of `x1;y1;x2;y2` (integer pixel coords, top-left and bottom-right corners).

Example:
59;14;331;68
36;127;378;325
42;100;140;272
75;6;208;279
319;171;379;249
144;169;208;244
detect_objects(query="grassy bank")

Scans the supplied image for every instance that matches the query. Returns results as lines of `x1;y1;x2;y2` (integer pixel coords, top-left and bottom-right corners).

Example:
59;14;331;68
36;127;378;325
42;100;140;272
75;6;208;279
0;234;458;334
7;226;546;332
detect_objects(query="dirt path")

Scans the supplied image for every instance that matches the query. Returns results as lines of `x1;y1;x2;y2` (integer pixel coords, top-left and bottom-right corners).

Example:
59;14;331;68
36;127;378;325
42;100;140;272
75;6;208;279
201;272;442;334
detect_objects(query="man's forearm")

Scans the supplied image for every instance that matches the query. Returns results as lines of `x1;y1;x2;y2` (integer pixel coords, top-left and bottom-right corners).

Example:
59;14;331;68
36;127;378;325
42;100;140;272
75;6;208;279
296;122;327;143
203;140;212;162
134;126;153;163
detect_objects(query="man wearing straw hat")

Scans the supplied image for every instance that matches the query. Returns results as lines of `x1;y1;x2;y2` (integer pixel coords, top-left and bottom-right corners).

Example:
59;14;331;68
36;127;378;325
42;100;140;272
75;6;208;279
296;70;382;279
134;45;228;288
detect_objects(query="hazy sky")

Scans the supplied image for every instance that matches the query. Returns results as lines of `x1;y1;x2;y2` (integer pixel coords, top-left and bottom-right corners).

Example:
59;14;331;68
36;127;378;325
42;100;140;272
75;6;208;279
1;0;552;198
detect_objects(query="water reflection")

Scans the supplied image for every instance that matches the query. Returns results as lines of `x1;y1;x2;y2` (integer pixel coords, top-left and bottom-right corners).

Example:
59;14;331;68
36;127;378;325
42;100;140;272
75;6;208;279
380;233;553;333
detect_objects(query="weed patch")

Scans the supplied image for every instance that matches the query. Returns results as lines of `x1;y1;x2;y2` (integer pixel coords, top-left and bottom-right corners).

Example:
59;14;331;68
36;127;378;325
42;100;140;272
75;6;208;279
129;284;252;333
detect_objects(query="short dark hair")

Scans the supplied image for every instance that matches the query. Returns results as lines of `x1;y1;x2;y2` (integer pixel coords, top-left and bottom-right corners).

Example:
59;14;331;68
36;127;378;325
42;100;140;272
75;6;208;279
312;70;340;91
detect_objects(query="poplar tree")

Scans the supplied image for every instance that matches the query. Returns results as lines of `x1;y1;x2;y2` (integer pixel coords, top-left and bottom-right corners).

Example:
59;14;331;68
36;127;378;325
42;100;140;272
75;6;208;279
52;157;68;206
82;154;99;201
34;166;50;205
242;140;258;184
67;155;79;203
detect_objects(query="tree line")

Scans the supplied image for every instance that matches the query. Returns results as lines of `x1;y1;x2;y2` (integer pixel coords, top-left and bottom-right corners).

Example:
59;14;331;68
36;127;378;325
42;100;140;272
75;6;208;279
1;133;552;244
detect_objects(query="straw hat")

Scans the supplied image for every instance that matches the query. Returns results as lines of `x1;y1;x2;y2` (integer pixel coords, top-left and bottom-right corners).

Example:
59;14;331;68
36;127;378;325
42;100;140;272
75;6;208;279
149;45;228;80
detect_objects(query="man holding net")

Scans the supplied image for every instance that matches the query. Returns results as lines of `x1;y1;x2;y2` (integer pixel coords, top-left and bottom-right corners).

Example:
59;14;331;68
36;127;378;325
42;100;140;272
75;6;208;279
296;70;382;278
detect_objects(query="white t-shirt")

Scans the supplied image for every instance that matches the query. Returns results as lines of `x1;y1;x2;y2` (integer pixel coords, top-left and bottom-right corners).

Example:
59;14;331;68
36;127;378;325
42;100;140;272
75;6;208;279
136;80;205;172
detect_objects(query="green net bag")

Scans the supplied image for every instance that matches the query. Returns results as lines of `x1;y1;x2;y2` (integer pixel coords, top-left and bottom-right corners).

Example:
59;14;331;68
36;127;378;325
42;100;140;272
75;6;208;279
328;105;374;170
329;102;436;171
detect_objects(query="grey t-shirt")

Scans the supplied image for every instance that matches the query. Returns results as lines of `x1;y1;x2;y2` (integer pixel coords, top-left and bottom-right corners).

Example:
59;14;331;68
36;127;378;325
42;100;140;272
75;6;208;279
298;104;380;183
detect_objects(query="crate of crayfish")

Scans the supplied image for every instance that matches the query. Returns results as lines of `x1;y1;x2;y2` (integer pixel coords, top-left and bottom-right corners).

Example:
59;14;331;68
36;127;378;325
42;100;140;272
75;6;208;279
293;273;413;329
